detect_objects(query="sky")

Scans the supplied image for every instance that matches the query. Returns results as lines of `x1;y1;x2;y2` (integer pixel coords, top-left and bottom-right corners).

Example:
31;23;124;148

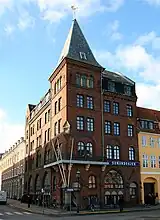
0;0;160;152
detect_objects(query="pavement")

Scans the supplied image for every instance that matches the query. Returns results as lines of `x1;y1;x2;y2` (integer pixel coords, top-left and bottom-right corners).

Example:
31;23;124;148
6;199;160;218
1;204;160;220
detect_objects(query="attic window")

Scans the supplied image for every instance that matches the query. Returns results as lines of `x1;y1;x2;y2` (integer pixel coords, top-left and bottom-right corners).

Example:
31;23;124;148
79;52;87;60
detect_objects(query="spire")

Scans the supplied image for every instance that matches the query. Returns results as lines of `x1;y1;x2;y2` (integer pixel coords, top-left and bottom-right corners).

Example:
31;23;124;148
58;19;102;68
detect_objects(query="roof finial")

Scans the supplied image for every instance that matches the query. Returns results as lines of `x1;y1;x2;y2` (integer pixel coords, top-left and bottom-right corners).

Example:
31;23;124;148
71;5;78;20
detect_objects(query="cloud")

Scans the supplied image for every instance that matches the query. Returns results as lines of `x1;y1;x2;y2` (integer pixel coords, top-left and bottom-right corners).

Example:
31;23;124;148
106;20;123;41
17;10;35;31
0;108;24;152
4;24;15;35
0;0;13;15
143;0;160;6
95;30;160;110
28;0;124;23
135;31;160;50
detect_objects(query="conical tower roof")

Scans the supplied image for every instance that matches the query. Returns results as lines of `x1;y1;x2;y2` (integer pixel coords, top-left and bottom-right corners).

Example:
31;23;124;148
58;19;102;68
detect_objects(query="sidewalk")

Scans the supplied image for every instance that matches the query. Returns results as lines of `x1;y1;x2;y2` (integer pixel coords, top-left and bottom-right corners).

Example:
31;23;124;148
7;199;160;217
7;199;76;217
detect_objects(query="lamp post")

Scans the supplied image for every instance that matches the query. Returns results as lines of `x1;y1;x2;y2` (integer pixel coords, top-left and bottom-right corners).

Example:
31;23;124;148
76;170;80;213
41;188;45;214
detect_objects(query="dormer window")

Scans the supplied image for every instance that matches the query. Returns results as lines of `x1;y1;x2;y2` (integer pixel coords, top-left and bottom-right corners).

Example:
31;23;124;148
124;85;132;96
141;120;154;130
79;52;87;60
108;81;115;92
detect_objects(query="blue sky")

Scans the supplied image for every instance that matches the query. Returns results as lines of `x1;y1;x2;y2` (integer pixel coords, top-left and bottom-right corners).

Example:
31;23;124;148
0;0;160;151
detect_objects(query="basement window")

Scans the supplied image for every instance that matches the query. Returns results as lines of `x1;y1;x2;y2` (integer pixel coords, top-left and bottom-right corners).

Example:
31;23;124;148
79;52;87;60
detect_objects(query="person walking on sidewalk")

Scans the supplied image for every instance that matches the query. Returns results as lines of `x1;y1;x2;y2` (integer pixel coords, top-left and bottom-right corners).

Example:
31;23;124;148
118;195;124;212
27;194;31;208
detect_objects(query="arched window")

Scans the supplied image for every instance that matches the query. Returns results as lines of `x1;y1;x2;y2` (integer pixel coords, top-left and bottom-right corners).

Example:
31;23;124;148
77;142;85;156
129;147;135;161
86;142;93;157
106;145;112;159
114;146;120;160
35;175;41;193
43;173;50;191
129;182;137;199
88;175;96;188
104;170;123;189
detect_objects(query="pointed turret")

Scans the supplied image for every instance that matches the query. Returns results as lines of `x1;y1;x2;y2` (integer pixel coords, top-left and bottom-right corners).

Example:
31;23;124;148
58;19;102;68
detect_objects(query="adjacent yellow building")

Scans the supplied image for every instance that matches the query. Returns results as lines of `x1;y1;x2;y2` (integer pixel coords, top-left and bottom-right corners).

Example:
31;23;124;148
138;107;160;204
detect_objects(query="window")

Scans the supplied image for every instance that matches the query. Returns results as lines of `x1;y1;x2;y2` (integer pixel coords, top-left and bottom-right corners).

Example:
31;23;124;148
77;95;84;108
150;155;156;168
129;147;135;161
55;101;58;114
88;76;94;88
81;75;87;87
158;138;160;147
80;52;87;60
48;109;50;122
106;145;112;159
55;77;62;94
124;85;132;96
87;118;94;132
114;122;120;136
87;96;94;109
113;102;119;115
45;112;47;124
77;142;85;156
88;176;96;189
48;128;50;141
128;124;134;137
158;156;160;168
141;120;154;130
58;97;62;111
76;74;81;86
58;119;61;133
142;136;147;147
77;116;84;131
142;154;148;168
108;81;115;92
54;122;58;136
104;100;110;113
105;121;111;134
86;142;93;157
45;130;47;143
113;146;120;160
150;137;155;147
127;105;133;117
149;122;154;129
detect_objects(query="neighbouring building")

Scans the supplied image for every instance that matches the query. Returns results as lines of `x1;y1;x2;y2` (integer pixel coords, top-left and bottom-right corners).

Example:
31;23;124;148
0;137;25;199
137;107;160;204
24;19;140;209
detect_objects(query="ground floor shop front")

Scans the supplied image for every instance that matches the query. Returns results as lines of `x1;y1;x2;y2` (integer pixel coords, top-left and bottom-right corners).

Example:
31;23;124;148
24;162;140;209
141;172;160;204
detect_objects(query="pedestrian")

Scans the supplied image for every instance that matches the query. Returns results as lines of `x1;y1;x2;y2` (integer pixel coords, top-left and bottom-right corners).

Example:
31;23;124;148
118;195;124;212
27;194;30;208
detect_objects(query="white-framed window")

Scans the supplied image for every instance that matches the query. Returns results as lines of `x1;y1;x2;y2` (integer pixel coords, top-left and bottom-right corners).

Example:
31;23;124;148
79;52;87;60
150;137;155;147
157;138;160;147
113;146;120;160
150;155;156;168
106;145;112;159
158;156;160;168
129;147;135;161
142;136;147;147
142;154;148;168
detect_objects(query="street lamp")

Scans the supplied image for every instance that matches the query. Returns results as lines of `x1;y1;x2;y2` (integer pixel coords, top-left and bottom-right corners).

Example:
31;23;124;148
76;170;80;213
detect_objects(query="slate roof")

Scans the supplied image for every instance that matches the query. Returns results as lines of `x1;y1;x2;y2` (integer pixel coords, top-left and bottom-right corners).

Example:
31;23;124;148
103;70;135;86
137;107;160;121
58;19;102;68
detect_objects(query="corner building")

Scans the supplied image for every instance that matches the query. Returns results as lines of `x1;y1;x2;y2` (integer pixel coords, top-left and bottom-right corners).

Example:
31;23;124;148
24;19;140;208
137;107;160;204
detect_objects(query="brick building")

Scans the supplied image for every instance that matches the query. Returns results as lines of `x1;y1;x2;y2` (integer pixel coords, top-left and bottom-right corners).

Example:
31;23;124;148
24;19;140;209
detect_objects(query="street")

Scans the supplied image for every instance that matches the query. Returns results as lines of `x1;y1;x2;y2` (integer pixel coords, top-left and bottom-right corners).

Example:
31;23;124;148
1;205;160;220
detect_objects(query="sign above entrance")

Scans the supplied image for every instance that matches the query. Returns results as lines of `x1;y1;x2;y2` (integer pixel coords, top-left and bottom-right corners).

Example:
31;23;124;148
108;161;139;167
